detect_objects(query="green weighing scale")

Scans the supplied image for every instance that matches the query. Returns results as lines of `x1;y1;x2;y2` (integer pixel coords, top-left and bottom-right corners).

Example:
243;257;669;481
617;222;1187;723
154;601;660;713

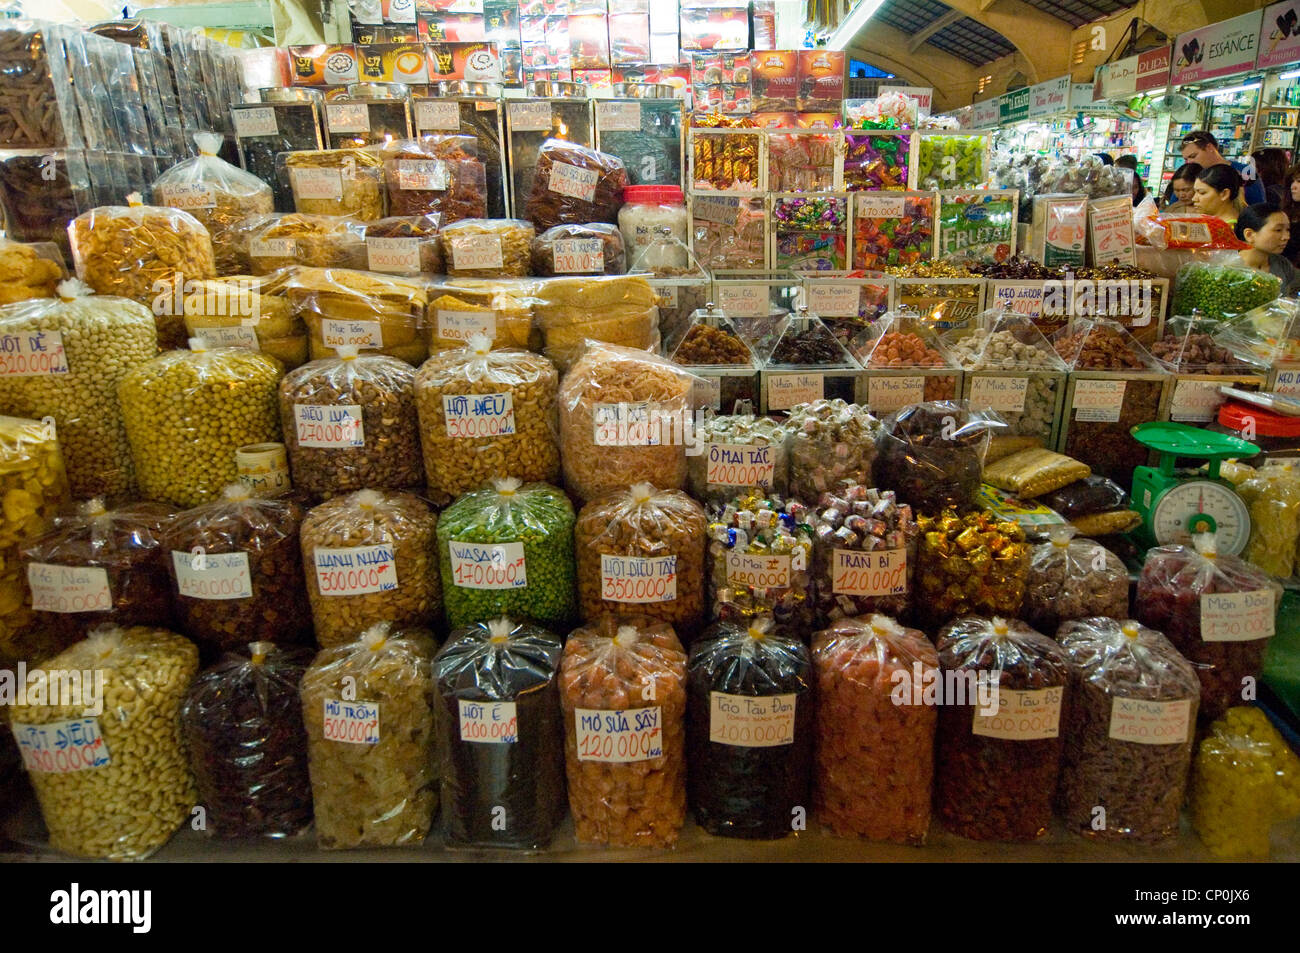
1130;422;1258;555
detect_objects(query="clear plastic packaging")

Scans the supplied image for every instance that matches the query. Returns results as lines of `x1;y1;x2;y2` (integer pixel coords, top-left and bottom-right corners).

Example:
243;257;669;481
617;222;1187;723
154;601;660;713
706;495;815;630
300;489;441;647
300;622;438;849
1023;526;1128;634
534;274;660;370
914;509;1030;629
0;23;83;148
244;213;368;274
859;313;961;410
530;223;626;276
1136;533;1281;721
437;478;575;629
414;338;559;503
982;447;1090;499
164;484;312;656
872;400;999;512
426;278;536;352
181;274;309;370
152;132;274;276
0;283;157;498
118;341;282;508
377;135;486;222
181;641;314;839
282;148;386;220
934;616;1069;841
1056;618;1200;841
687;618;813;839
687;414;788;506
324;85;411;150
619;186;688;268
440;218;534;278
559;615;687;848
1237;464;1300;578
559;342;693;503
525;138;629;231
283;266;428;365
11;624;198;860
433;617;566;849
1172;255;1282;322
812;614;937;843
811;484;916;623
279;347;423;499
364;215;443;275
785;398;877;503
691;195;768;271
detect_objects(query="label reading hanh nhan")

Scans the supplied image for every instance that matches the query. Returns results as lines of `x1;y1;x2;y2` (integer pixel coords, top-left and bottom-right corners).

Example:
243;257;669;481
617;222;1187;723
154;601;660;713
313;545;398;595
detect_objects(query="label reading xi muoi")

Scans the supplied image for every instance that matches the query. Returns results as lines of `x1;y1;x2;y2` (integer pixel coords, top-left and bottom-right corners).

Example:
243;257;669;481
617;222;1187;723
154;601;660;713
26;563;111;614
459;700;518;743
709;692;796;748
443;392;515;438
832;548;906;597
1170;380;1223;423
12;717;110;774
322;319;383;349
725;552;793;589
295;404;365;448
969;375;1029;413
1108;697;1192;745
767;374;822;410
451;233;504;271
549;161;598;202
1072;378;1126;422
448;540;527;590
574;706;663;762
1201;589;1275;642
172;551;253;601
867;375;924;413
971;686;1063;740
322;699;380;745
552;237;604;273
313;545;398;596
0;330;69;377
706;443;774;488
600;553;677;604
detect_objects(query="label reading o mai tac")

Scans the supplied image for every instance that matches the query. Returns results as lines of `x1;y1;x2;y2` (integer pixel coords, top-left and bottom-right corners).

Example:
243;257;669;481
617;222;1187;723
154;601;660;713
706;443;774;488
0;330;69;377
26;563;111;613
322;699;379;744
295;404;364;448
552;237;603;273
443;392;515;438
969;375;1028;413
450;233;504;270
1072;378;1126;422
601;554;677;603
291;167;344;201
726;552;791;589
172;551;253;600
574;707;663;762
448;540;526;590
1201;590;1275;642
1108;697;1192;745
157;183;217;210
867;375;924;413
548;161;599;202
11;717;110;773
972;686;1063;740
313;545;398;595
832;548;906;597
459;700;518;743
436;309;496;343
322;319;383;349
709;692;796;747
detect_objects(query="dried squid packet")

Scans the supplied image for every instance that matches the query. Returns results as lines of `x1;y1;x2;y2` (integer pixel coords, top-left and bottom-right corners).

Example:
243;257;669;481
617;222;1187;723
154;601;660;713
1022;525;1129;633
433;617;566;849
559;615;687;848
687;618;813;839
300;622;438;849
283;266;428;365
181;641;315;839
934;615;1069;841
981;447;1090;500
812;614;937;843
1056;618;1200;841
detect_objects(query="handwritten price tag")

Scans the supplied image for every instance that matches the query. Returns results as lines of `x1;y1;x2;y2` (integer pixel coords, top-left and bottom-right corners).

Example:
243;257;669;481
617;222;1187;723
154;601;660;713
251;237;296;258
552;237;604;273
313;545;398;595
396;159;449;190
832;548;906;597
459;700;518;743
443;392;515;438
322;319;383;349
597;101;641;131
233;106;278;138
12;718;110;773
716;284;766;317
436;309;496;343
416;99;461;131
157;183;217;210
855;194;906;217
1108;697;1191;745
726;552;791;589
172;551;253;601
0;330;69;377
1201;590;1275;642
706;443;774;488
366;236;422;273
451;234;504;270
295;404;365;448
574;707;662;762
1072;378;1125;422
195;326;259;351
327;103;371;133
806;284;861;318
449;541;526;590
27;563;111;614
600;554;677;604
509;101;552;131
972;686;1063;740
709;692;796;748
291;167;343;201
548;160;598;202
323;699;380;744
969;375;1028;413
1169;380;1223;423
593;402;661;446
766;373;822;410
866;375;924;413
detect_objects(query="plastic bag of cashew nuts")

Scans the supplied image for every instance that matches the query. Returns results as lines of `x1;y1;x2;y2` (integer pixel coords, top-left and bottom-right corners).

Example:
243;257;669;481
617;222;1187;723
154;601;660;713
10;624;199;860
300;622;438;849
559;615;688;848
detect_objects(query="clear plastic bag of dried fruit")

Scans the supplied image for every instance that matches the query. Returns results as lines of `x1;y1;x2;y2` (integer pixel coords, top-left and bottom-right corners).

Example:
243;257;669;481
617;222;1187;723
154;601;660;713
433;617;566;849
11;624;198;860
812;613;937;843
1056;618;1200;841
300;621;438;849
1023;526;1129;635
525;139;629;231
164;483;313;657
871;400;1002;512
575;483;707;637
279;345;424;499
181;641;315;839
1236;463;1300;579
1136;533;1280;721
934;615;1069;841
152;133;275;275
687;617;812;839
559;615;687;848
784;398;879;503
21;498;174;657
377;136;487;223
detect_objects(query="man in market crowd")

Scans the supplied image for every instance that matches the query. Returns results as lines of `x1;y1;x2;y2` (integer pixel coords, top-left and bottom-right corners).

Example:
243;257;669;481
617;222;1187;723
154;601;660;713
1180;131;1266;205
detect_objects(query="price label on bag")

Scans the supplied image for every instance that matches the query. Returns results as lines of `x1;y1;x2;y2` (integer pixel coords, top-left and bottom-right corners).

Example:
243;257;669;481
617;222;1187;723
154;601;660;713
459;700;518;743
806;284;861;318
11;718;110;773
436;309;496;344
313;545;398;595
548;161;598;202
1109;697;1192;745
552;237;603;273
854;194;906;217
322;699;380;745
766;373;822;410
593;402;662;446
295;404;365;448
448;541;526;590
233;106;278;138
832;548;906;597
196;326;260;350
600;554;677;603
1201;590;1275;642
867;375;924;413
157;183;217;210
574;707;663;762
172;551;253;601
366;236;422;273
596;101;640;131
1169;380;1223;423
291;167;343;201
716;284;766;317
0;330;69;377
450;234;504;270
725;552;791;589
1072;378;1125;422
972;686;1063;740
327;103;371;133
26;563;112;613
396;159;449;190
322;319;383;349
705;443;774;488
415;99;461;131
509;101;552;131
251;237;296;258
443;392;515;438
709;692;796;748
969;375;1028;413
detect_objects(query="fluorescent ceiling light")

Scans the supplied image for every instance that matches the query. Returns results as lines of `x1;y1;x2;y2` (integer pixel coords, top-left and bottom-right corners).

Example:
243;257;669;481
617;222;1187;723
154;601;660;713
1280;68;1300;80
1195;82;1261;99
827;0;886;51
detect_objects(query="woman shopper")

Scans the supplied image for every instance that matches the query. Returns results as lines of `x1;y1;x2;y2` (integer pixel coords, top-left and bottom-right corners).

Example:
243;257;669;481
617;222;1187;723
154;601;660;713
1163;163;1202;213
1192;164;1245;224
1235;203;1297;294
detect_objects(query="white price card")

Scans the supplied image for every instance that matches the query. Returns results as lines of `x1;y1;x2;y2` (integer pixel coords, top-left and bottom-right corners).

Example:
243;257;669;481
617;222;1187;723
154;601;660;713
1072;378;1126;422
251;237;296;258
443;392;516;438
11;718;110;773
709;692;796;747
574;707;663;762
1274;368;1300;397
596;101;641;131
450;233;504;270
1201;590;1275;642
766;373;823;410
548;161;598;202
706;443;775;488
969;375;1028;413
725;552;791;589
0;330;69;377
436;309;496;343
593;401;662;446
854;193;906;217
867;375;924;413
692;375;721;410
157;183;217;210
1169;380;1223;423
295;404;365;448
26;563;111;614
416;100;461;131
459;700;518;743
313;545;398;596
552;237;604;273
716;284;766;317
806;284;861;318
322;699;380;744
600;554;677;604
327;103;371;133
233;106;278;138
367;236;422;273
291;167;343;201
972;686;1063;740
196;326;260;350
172;551;253;601
396;159;449;190
831;548;907;597
322;319;383;349
448;541;526;590
1109;697;1192;745
693;195;741;226
509;101;552;131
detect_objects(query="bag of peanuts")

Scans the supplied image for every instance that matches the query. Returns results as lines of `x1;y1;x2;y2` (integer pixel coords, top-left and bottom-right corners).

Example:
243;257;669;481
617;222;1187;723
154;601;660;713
1022;526;1128;635
279;346;424;499
934;615;1069;841
163;484;313;656
433;617;566;849
21;499;174;656
687;617;813;839
1136;533;1281;721
559;615;687;848
575;483;707;636
181;641;315;839
300;622;438;849
152;133;275;276
1056;618;1200;841
11;624;198;860
414;335;560;503
300;489;442;647
811;614;938;843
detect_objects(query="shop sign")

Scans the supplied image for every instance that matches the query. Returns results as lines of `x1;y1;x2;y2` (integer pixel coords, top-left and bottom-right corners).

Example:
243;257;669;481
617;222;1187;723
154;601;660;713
973;98;1000;128
1069;83;1094;109
998;88;1030;124
1027;76;1070;119
1093;55;1137;100
1171;10;1263;84
1136;46;1171;91
1257;1;1300;69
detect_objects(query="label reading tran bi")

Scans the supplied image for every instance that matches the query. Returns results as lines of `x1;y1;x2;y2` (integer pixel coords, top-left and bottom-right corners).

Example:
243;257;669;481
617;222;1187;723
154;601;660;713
26;563;111;613
972;686;1063;740
709;692;796;747
600;554;677;603
11;718;110;773
706;443;774;488
548;161;598;202
323;699;379;744
1072;378;1126;422
313;545;398;595
459;700;518;743
443;392;515;438
1201;590;1275;642
832;548;906;597
448;540;526;590
574;707;662;762
0;330;69;377
322;319;383;349
1108;697;1192;745
295;404;365;448
172;551;253;600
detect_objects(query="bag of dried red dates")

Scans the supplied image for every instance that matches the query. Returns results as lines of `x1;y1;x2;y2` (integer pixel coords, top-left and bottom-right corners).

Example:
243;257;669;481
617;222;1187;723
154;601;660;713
686;617;812;839
934;615;1069;841
181;641;315;839
1136;532;1280;721
559;615;687;848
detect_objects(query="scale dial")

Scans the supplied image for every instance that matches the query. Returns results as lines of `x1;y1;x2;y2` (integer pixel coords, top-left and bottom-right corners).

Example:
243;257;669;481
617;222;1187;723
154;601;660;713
1150;480;1251;554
